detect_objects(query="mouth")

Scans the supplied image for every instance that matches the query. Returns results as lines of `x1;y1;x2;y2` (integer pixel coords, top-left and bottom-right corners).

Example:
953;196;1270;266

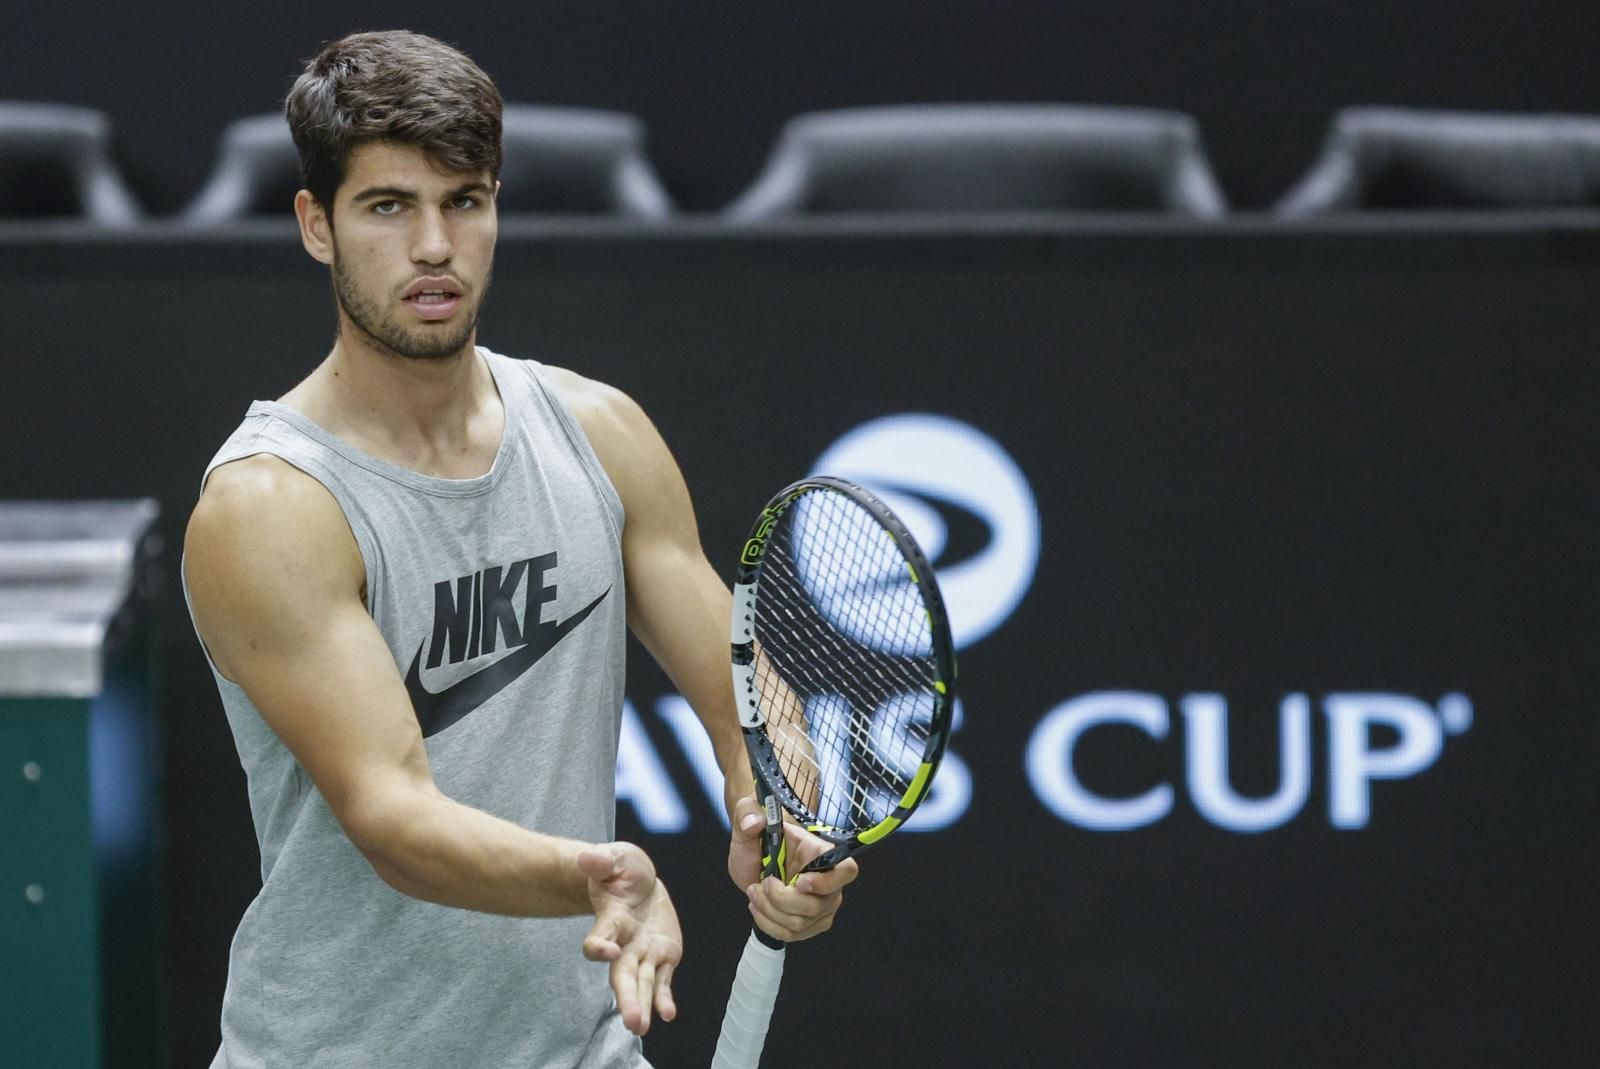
401;280;465;322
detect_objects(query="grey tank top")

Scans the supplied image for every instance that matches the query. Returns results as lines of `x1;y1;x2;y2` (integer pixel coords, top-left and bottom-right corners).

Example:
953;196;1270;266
184;350;646;1069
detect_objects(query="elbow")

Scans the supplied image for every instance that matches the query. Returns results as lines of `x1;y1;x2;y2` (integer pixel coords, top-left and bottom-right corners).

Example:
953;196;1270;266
365;851;421;897
335;780;439;890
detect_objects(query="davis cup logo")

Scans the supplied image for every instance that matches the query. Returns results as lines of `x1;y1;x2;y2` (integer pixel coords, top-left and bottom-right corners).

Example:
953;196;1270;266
613;411;1037;836
615;412;1472;835
811;413;1042;652
809;414;1041;830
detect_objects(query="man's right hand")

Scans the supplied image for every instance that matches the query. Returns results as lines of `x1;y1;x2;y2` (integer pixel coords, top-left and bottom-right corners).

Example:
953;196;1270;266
579;842;682;1037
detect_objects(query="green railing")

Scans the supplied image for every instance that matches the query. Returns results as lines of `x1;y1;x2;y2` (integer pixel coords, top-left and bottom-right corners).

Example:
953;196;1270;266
0;501;164;1068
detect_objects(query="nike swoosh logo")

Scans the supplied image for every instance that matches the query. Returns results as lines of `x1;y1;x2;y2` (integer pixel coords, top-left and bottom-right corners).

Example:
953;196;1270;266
404;587;611;738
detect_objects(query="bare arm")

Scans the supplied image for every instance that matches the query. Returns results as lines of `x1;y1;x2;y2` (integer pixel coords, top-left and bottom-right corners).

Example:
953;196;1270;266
544;370;748;795
186;455;606;913
187;454;680;1033
547;368;858;941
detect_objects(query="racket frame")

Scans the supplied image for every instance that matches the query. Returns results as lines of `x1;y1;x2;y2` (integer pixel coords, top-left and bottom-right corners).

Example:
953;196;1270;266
712;475;958;1067
728;475;957;893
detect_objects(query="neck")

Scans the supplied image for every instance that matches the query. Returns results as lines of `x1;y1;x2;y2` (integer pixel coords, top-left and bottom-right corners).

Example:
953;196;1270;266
321;311;484;438
277;313;502;476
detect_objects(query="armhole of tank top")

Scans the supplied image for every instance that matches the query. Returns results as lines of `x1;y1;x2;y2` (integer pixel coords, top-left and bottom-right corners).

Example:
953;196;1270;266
186;447;382;683
518;360;627;541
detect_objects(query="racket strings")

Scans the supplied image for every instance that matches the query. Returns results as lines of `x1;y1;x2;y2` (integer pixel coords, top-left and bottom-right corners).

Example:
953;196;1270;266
752;492;940;833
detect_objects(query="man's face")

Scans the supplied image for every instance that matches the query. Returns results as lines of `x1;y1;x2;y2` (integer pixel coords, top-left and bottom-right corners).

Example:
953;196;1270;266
321;140;498;361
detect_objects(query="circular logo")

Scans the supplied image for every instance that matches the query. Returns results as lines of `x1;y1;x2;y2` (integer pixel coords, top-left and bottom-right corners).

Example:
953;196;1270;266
813;414;1040;649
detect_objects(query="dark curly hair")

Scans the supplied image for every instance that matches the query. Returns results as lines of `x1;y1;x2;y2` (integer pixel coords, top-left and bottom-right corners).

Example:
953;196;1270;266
285;30;503;210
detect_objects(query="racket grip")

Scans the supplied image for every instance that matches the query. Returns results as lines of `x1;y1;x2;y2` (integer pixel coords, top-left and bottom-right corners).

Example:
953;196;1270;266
709;929;788;1069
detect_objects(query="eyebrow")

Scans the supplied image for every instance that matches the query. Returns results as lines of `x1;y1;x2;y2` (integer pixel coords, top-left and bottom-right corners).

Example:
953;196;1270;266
349;181;493;204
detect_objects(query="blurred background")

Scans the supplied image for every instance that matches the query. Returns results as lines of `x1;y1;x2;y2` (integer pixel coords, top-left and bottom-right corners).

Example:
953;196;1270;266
2;1;1598;1066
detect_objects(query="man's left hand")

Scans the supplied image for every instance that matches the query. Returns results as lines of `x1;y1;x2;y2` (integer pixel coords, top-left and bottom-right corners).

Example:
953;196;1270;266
727;794;860;943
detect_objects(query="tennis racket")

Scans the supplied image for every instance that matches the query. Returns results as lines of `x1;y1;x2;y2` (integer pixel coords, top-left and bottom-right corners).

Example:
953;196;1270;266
710;475;957;1069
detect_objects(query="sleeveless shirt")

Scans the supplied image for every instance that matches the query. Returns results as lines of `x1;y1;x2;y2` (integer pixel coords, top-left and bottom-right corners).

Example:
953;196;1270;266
183;349;646;1068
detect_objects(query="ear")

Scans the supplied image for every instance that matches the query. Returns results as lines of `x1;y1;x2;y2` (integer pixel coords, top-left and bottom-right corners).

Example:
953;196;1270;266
295;189;335;265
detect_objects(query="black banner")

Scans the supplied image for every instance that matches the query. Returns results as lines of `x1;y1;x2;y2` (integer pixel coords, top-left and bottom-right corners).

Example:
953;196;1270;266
3;219;1597;1066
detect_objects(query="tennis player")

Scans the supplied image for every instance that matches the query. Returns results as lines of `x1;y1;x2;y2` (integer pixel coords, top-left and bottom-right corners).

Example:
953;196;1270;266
182;30;856;1069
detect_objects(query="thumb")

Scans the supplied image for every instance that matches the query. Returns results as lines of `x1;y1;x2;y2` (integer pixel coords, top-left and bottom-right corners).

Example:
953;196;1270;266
577;843;623;884
730;796;764;842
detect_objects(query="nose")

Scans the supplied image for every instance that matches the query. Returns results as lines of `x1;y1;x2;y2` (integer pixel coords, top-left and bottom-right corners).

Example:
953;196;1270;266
410;206;452;266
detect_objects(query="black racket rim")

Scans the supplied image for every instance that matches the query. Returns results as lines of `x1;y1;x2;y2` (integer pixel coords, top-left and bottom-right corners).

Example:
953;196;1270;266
731;475;957;856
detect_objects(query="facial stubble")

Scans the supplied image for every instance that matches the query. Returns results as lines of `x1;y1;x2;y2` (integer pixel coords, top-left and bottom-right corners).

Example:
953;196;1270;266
330;243;492;362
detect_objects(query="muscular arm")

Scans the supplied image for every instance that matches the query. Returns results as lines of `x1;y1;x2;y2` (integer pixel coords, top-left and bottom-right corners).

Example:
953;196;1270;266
546;371;748;798
185;455;598;916
547;368;858;941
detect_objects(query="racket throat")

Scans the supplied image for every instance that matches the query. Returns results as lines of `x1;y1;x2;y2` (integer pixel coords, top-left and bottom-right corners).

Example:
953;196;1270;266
797;843;851;874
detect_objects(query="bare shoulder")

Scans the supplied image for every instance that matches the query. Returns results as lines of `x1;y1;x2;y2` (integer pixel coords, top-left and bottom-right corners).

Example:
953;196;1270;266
185;455;365;675
537;364;647;440
536;364;669;493
188;454;357;564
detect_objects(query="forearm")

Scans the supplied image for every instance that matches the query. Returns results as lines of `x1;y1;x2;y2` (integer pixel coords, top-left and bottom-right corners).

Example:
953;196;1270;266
629;569;747;816
722;740;755;820
349;781;594;916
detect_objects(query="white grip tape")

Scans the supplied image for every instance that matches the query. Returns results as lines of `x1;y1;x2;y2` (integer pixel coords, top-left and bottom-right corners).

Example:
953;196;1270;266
710;932;787;1069
731;582;757;644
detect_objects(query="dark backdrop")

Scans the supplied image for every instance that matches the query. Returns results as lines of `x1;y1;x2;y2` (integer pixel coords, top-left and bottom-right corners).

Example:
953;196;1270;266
7;1;1600;213
2;217;1598;1065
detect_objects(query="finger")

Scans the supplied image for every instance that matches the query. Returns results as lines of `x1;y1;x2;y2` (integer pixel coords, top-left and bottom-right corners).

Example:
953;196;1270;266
612;954;642;1034
750;878;821;936
583;913;622;961
763;875;832;917
758;876;846;940
792;857;859;895
753;900;836;942
748;895;796;942
634;957;656;1035
654;961;677;1023
781;824;849;876
750;896;835;941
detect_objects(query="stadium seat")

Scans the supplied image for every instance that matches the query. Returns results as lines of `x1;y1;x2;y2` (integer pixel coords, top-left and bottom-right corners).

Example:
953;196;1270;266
179;114;302;225
723;104;1228;220
497;107;674;220
182;106;675;223
1276;107;1600;215
0;103;143;225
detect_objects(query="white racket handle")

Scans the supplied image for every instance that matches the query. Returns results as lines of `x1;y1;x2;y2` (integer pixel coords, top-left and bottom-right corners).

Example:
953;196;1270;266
710;931;788;1069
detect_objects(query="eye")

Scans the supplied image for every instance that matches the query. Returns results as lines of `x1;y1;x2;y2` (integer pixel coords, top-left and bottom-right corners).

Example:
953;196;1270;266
372;200;403;216
449;195;481;211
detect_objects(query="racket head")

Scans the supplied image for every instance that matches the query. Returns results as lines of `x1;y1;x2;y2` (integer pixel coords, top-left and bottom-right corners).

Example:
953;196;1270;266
730;476;956;874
